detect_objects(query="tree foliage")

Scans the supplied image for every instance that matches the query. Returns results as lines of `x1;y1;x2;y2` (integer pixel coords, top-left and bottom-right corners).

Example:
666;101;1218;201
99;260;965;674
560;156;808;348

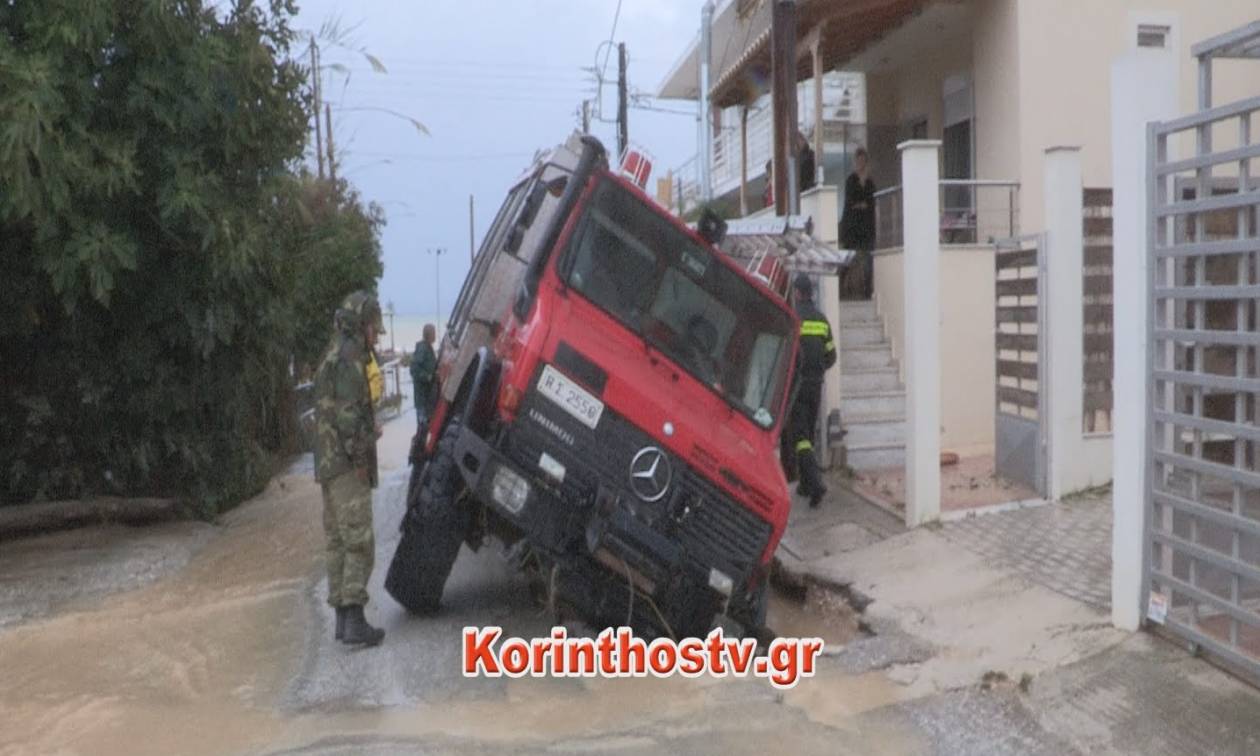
0;0;382;511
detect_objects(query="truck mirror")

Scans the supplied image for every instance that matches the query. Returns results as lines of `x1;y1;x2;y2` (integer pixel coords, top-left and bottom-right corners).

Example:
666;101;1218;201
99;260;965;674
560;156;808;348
504;225;525;254
698;207;727;246
546;176;568;196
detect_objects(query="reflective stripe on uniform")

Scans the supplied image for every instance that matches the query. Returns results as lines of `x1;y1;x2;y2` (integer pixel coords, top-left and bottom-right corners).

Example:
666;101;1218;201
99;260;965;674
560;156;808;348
795;439;813;453
800;320;829;337
824;340;836;352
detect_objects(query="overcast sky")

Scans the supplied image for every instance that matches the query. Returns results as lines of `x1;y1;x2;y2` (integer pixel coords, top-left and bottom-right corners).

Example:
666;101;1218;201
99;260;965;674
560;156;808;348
293;0;704;316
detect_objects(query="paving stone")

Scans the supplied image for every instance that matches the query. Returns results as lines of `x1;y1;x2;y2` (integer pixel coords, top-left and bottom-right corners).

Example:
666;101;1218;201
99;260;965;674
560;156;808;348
941;496;1113;611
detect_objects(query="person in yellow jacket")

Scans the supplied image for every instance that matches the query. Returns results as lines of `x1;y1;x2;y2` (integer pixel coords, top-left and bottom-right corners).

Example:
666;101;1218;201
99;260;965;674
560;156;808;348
366;352;384;406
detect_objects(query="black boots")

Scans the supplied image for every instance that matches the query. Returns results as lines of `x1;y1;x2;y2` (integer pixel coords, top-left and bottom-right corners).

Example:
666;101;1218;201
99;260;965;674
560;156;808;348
334;607;346;641
796;453;828;509
809;485;828;509
340;605;385;646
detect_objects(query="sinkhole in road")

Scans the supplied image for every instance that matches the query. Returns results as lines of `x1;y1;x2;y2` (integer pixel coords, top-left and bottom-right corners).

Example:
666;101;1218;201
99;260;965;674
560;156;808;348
765;577;869;649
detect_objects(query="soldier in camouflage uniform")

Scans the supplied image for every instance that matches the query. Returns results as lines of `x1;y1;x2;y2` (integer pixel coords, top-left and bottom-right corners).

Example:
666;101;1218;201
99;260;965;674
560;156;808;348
314;290;386;646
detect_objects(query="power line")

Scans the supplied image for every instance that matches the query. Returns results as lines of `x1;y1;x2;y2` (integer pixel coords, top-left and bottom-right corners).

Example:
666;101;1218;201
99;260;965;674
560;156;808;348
363;56;585;71
599;0;625;83
352;69;591;84
630;103;696;117
343;81;596;95
349;151;536;163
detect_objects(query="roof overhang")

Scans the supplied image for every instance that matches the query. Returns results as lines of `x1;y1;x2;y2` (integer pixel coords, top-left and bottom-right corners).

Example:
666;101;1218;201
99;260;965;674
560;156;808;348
658;0;934;108
658;0;770;101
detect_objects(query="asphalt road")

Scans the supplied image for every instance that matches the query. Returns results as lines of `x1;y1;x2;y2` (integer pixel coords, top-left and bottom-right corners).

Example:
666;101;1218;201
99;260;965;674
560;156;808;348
0;412;1038;755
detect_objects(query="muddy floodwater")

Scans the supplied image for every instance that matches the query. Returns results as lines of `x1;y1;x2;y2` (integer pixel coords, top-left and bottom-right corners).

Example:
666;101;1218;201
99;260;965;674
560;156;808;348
0;416;925;756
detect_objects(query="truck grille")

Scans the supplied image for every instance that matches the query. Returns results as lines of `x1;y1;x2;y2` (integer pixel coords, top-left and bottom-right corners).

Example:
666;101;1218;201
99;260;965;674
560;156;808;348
504;373;772;582
675;469;773;579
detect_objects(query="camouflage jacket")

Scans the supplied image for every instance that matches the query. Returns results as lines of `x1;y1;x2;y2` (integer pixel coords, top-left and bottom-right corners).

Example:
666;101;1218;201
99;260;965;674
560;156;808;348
314;332;378;487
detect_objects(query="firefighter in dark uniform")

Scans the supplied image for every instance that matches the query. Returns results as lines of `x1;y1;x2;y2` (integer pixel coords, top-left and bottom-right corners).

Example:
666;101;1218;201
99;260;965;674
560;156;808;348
789;273;836;508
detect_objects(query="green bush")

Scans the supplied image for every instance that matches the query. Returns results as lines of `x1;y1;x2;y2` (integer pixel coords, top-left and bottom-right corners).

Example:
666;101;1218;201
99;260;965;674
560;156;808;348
0;0;380;512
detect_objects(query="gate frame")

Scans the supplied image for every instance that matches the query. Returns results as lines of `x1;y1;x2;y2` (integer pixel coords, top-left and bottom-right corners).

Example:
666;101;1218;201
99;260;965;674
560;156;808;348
1142;20;1260;681
994;232;1050;498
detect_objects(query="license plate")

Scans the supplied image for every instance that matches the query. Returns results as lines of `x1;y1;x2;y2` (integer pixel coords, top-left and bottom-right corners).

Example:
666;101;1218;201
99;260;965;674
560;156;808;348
537;364;603;430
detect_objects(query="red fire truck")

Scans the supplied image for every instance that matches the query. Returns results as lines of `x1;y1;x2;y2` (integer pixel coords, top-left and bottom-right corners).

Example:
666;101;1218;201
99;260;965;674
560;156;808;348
386;134;799;639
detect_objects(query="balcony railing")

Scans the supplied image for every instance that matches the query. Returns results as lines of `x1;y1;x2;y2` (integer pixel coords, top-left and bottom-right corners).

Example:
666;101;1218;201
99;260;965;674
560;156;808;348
873;180;1020;250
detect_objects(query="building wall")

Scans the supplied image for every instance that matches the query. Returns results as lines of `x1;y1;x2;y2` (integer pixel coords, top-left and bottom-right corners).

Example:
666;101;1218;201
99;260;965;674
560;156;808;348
1013;0;1260;231
875;244;996;453
939;244;997;454
972;0;1022;191
860;38;972;189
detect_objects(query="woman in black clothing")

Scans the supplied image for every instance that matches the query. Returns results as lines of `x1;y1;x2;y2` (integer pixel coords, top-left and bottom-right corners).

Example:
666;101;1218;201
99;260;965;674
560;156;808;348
839;147;877;299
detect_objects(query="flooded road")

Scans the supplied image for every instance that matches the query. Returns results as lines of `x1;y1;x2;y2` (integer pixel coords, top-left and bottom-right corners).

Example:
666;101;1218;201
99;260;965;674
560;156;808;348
0;415;923;756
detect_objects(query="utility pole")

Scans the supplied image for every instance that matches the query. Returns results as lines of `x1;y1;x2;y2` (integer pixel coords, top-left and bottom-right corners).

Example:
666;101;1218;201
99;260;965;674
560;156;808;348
468;195;476;263
311;42;324;179
428;247;445;320
385;302;396;353
698;1;715;203
325;103;336;183
771;0;799;216
581;99;591;134
616;43;628;157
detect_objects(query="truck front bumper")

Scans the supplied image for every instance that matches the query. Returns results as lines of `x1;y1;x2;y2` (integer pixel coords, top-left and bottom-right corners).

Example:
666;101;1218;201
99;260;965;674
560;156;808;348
451;426;731;630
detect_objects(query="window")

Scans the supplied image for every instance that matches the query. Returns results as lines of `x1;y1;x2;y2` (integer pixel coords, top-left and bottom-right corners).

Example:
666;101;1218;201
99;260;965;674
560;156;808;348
1137;24;1170;49
563;179;794;428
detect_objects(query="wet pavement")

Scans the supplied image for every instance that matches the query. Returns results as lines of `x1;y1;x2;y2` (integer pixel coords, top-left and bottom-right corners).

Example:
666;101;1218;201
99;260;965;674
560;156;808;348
0;415;915;755
4;411;1256;754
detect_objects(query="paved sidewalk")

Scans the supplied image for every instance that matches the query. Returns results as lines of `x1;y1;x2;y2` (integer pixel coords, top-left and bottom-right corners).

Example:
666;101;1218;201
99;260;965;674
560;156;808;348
940;492;1113;611
774;480;1260;754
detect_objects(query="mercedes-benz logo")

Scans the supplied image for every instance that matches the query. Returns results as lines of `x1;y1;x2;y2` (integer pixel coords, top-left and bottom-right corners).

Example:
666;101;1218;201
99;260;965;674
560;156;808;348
629;446;672;503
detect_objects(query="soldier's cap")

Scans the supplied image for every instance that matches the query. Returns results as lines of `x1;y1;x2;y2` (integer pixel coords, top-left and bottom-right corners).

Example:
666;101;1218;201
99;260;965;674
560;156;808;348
335;290;384;336
793;272;813;295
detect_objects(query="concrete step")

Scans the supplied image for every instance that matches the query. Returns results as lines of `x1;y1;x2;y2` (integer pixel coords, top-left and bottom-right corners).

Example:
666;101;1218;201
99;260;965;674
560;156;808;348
838;300;878;321
847;442;906;471
839;324;886;347
843;345;897;370
841;368;902;393
840;390;905;418
844;413;906;446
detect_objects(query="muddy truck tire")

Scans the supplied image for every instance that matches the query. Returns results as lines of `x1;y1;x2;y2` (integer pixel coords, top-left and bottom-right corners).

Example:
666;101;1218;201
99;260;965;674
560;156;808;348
385;419;471;614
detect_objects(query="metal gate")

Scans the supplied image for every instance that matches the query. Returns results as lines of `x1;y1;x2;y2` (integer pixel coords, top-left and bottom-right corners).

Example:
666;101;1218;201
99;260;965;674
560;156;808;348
995;234;1048;496
1145;22;1260;678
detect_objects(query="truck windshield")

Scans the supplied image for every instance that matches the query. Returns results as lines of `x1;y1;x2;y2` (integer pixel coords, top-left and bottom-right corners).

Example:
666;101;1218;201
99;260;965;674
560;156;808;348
562;178;793;429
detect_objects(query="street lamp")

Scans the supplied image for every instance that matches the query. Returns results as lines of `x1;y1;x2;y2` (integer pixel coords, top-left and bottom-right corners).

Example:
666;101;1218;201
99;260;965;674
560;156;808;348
427;247;446;325
384;301;396;354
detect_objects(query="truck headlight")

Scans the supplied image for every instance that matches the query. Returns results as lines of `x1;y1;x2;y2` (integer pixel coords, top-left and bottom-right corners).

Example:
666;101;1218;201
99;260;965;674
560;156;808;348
491;465;530;514
708;568;734;597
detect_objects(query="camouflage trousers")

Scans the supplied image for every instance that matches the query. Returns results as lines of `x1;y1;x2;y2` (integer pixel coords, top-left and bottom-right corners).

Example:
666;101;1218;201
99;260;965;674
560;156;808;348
321;471;375;608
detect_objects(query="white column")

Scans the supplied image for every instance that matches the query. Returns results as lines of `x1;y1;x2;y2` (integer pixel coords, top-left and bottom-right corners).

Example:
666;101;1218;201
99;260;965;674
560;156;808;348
1110;49;1179;632
900;140;942;526
1043;147;1084;502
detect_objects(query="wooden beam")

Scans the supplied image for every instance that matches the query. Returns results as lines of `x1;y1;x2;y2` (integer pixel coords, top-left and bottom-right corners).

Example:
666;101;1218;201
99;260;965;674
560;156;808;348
811;31;824;185
739;105;749;216
771;0;798;216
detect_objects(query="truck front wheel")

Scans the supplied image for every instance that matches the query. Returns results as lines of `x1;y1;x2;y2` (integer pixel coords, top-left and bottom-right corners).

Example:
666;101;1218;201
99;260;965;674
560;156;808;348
385;419;471;614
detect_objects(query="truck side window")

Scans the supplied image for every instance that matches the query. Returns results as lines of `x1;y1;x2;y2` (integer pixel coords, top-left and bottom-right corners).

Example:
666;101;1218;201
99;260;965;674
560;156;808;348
447;179;532;341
